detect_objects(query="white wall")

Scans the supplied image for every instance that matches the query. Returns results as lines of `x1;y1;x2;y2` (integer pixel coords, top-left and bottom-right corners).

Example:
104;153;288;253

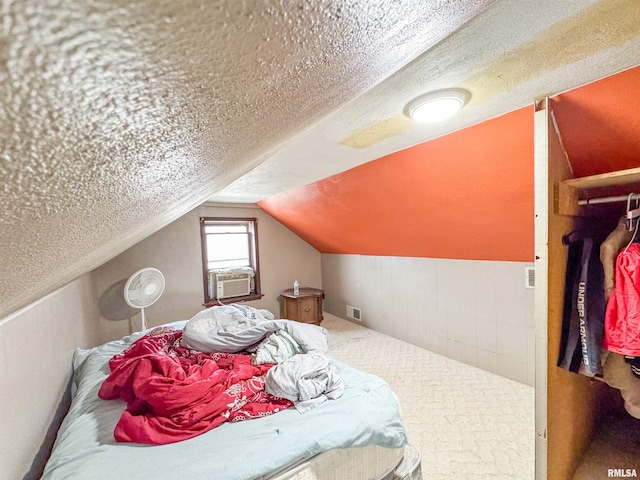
0;273;111;480
95;203;323;327
322;254;535;386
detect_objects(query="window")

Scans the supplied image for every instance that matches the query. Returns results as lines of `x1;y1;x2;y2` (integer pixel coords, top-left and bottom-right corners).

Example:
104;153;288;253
200;217;262;305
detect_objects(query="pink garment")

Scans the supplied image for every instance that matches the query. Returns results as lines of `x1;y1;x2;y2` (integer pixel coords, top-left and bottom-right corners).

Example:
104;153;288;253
604;243;640;356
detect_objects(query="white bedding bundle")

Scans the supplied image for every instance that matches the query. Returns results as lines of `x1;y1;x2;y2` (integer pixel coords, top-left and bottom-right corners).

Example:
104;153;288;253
181;304;329;354
265;352;345;413
181;305;342;411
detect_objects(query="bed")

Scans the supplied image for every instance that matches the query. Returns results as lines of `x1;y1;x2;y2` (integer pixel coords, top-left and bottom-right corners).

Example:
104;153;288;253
41;306;421;479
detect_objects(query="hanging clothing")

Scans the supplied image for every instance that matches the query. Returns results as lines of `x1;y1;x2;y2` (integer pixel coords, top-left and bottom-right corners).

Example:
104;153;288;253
625;356;640;378
601;217;634;302
558;232;605;377
603;351;640;419
604;243;640;356
600;219;640;419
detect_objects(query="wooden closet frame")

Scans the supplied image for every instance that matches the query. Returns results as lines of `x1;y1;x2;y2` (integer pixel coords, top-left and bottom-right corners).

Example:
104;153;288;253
535;99;640;480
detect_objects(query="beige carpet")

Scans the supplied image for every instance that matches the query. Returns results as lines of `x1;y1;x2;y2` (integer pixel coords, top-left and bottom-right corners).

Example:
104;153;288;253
323;312;535;480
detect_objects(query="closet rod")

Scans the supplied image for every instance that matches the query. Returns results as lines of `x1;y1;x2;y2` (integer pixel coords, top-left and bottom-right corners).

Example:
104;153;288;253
578;194;638;206
558;168;640;215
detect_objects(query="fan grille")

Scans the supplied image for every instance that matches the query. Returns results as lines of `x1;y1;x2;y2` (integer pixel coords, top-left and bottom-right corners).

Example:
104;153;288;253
124;268;165;308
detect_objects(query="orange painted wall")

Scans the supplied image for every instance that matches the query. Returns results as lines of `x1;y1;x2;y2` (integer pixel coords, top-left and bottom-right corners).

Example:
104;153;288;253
551;66;640;178
258;107;535;262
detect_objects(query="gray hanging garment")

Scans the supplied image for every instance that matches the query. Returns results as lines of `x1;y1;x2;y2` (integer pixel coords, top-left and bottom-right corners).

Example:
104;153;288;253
558;232;605;377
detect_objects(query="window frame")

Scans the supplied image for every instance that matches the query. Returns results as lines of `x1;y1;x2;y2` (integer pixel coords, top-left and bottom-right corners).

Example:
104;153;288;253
200;216;262;306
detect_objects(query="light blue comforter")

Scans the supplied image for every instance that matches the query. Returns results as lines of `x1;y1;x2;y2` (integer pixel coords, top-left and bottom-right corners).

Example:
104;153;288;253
41;324;407;480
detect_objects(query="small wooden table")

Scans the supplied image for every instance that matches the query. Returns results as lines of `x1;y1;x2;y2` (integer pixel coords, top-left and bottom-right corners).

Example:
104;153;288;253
279;287;324;325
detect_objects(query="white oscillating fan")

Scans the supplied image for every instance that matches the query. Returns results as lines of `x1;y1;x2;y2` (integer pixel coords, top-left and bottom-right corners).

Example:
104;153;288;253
123;267;165;331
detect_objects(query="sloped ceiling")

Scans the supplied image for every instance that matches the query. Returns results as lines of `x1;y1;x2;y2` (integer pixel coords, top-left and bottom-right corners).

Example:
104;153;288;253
257;65;640;263
550;66;640;178
258;107;535;262
214;0;640;203
2;1;640;319
0;0;492;319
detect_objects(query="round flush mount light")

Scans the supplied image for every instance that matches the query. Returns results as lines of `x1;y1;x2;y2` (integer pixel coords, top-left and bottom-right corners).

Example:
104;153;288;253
404;88;470;123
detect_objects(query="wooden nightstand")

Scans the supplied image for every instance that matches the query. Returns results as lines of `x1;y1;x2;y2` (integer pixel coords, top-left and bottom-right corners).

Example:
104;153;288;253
279;287;324;325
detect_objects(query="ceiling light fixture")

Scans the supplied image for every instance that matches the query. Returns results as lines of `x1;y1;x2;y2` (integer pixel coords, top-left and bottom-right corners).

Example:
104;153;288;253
404;88;470;123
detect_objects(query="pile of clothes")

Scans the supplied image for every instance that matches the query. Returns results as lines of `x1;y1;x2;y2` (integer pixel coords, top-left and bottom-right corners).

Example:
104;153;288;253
99;305;344;444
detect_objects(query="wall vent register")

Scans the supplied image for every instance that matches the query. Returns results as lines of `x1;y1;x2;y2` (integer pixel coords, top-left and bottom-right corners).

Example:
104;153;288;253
525;266;535;289
346;305;362;321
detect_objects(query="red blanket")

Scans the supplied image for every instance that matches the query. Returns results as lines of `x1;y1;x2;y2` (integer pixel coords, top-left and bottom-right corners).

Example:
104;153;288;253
98;327;292;444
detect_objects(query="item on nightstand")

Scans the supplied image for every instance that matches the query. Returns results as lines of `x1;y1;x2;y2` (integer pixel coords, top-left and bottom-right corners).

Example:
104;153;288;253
279;287;324;325
293;280;299;295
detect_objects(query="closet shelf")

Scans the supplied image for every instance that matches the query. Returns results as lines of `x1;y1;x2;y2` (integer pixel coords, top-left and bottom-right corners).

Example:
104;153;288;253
558;167;640;216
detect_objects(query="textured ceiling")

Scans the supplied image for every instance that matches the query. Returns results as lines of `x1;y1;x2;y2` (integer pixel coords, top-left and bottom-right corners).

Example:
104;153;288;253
214;0;640;202
0;0;493;318
2;1;640;319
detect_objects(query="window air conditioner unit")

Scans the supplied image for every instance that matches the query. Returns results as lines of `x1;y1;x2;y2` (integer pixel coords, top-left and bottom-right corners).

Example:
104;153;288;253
214;273;251;299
